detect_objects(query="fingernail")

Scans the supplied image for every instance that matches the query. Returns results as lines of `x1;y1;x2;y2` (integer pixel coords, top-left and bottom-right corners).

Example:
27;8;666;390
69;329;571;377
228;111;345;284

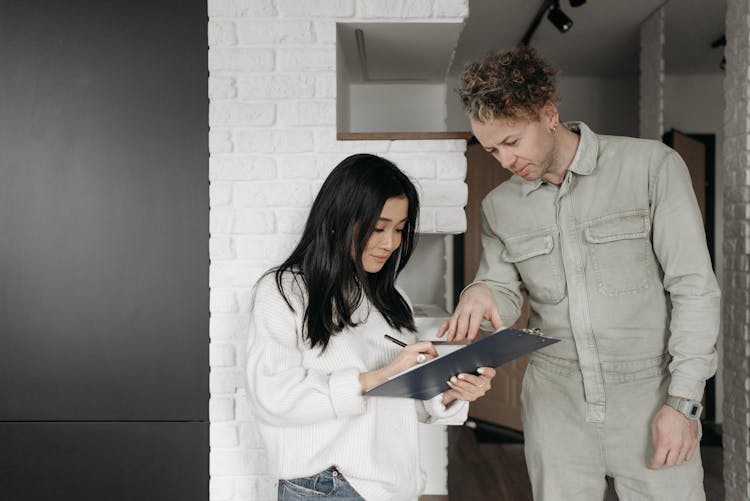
458;374;465;380
450;376;458;383
477;368;485;374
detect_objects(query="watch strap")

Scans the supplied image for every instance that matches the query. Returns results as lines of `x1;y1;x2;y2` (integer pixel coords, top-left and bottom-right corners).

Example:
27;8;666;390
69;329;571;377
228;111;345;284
665;395;702;421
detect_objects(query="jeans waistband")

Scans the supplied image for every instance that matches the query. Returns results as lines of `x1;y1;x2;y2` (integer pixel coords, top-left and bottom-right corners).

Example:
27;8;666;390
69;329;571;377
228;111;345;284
529;352;669;383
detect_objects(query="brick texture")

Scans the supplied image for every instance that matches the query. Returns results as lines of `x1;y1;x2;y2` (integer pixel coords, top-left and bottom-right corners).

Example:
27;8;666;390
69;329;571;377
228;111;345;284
722;2;750;499
207;0;470;498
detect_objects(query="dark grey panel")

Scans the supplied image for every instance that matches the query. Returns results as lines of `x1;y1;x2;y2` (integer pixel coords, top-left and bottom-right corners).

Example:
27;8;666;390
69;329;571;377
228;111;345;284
0;1;208;420
0;422;209;501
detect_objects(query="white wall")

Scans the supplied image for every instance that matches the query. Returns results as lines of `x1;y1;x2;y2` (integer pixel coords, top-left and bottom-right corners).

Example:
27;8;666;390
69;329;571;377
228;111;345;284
207;1;470;499
664;72;725;422
348;82;448;132
445;74;468;131
557;76;639;136
665;74;724;128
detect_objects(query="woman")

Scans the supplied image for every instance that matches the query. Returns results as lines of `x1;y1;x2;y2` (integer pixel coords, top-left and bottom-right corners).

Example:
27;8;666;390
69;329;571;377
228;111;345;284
246;153;495;501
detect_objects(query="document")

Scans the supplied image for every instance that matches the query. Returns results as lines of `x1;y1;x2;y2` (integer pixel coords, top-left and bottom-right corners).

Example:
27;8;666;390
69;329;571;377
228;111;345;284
364;327;559;400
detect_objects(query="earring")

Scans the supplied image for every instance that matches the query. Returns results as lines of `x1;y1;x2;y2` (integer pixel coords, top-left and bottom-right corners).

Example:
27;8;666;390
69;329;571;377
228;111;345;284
549;123;558;135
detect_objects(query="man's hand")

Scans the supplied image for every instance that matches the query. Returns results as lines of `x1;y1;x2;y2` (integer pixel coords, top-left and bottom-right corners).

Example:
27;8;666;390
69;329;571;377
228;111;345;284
649;403;700;469
436;284;503;342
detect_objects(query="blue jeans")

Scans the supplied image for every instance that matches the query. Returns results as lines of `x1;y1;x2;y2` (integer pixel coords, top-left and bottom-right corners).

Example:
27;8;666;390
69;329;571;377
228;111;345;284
278;466;365;501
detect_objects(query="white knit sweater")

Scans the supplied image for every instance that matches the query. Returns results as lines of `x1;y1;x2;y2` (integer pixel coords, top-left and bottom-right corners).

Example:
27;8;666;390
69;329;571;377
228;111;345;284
246;272;468;501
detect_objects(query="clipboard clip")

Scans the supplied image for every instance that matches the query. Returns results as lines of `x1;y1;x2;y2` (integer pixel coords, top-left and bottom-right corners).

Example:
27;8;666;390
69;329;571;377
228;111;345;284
522;327;546;337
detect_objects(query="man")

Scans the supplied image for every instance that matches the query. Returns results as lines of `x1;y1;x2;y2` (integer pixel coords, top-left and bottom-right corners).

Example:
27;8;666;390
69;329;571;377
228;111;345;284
439;46;720;500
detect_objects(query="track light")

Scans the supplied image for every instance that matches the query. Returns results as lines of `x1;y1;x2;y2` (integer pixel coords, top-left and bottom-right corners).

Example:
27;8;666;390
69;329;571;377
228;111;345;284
520;0;580;46
548;2;573;33
711;34;726;71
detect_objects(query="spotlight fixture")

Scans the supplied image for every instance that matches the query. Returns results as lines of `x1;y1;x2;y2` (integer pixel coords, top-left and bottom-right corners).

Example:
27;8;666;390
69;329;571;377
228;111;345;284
548;1;573;33
520;0;582;46
711;34;726;71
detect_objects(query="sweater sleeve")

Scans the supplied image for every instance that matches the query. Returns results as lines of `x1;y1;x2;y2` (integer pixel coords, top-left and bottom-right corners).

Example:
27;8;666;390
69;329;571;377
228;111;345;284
418;395;469;425
245;275;365;426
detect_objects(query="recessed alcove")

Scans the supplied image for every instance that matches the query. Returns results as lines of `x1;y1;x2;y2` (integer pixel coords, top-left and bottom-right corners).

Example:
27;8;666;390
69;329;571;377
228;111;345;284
397;234;454;335
336;22;464;134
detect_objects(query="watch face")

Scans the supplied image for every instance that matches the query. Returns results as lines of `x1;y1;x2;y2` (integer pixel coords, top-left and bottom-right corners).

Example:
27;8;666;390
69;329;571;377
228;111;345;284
688;402;701;418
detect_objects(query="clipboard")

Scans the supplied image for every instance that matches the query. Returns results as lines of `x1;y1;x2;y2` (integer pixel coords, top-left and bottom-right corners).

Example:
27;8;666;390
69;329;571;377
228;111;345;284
364;327;559;400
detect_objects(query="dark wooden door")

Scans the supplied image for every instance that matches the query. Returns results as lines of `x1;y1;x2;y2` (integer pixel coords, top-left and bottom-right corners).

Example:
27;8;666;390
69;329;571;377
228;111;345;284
669;130;707;224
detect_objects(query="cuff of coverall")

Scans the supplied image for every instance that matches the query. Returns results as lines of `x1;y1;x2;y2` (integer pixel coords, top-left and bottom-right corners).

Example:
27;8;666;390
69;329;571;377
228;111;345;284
668;374;706;403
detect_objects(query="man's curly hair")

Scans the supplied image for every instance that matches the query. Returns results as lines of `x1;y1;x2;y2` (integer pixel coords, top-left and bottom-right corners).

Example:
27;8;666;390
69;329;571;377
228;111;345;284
458;46;559;123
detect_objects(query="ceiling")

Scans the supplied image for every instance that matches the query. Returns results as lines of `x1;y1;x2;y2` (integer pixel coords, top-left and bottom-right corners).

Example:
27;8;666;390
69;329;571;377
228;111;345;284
339;0;727;82
338;22;464;83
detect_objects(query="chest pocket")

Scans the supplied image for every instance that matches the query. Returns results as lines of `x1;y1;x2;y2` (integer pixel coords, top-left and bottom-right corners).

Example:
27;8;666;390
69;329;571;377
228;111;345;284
584;210;658;296
502;229;566;304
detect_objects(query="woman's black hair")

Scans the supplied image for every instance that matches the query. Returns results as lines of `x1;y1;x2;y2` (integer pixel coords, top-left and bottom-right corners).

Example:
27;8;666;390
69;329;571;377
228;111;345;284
272;153;420;351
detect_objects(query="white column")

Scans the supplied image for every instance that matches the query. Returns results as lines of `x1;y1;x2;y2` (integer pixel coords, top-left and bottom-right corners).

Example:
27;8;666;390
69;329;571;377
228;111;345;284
208;1;470;499
639;6;664;140
722;1;750;499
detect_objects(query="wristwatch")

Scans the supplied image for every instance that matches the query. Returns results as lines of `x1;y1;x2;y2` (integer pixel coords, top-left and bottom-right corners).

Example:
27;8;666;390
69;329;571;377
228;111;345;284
665;395;703;421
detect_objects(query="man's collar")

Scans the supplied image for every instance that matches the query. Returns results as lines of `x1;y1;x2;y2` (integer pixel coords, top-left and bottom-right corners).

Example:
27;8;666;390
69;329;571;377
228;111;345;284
566;121;598;176
520;177;544;196
519;121;599;196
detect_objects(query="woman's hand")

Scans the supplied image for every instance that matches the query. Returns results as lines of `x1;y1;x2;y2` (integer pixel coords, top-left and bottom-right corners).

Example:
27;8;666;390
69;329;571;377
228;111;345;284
441;366;497;406
359;341;438;393
385;341;439;376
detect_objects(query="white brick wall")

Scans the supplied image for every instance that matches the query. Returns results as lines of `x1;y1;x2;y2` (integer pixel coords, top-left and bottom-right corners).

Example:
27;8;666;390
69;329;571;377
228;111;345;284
722;2;750;499
208;1;469;499
639;6;664;140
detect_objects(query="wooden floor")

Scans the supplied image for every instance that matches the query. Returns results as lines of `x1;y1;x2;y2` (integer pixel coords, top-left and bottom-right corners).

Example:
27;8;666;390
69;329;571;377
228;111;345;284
446;425;725;501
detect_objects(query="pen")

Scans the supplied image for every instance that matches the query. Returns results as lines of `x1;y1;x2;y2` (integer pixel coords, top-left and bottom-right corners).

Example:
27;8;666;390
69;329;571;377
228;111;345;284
384;334;407;347
385;334;429;363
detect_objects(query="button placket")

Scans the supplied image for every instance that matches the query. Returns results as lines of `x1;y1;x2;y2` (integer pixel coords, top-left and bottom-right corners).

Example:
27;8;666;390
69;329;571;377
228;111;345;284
557;178;606;422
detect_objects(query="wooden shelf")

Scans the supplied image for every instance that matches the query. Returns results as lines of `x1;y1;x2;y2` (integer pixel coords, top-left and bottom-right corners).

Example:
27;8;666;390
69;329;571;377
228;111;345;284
337;131;473;141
